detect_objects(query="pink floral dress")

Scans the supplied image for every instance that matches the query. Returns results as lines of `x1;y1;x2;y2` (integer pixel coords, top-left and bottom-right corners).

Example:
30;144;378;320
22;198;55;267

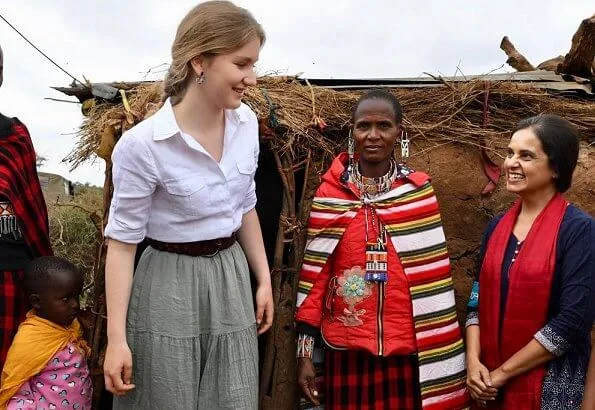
7;343;92;410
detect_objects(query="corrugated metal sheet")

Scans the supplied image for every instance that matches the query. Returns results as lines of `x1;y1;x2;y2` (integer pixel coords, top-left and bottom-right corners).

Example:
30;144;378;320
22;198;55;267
52;70;593;102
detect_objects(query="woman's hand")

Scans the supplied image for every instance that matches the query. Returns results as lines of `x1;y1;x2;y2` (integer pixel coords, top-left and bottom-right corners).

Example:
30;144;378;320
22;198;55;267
104;240;136;396
297;357;320;406
237;210;274;335
466;357;498;403
489;367;509;389
104;340;136;396
255;282;274;335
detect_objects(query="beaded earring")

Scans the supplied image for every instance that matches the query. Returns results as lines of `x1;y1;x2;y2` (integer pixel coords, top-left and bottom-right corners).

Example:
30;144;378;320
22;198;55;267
400;129;410;160
341;129;355;183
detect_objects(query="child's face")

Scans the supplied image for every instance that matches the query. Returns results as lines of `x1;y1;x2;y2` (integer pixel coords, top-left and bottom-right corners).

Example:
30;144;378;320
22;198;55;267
33;269;83;327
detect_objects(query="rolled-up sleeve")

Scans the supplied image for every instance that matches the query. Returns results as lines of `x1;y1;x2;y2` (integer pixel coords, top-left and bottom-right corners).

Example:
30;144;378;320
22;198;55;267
104;133;158;243
534;218;594;356
242;118;259;214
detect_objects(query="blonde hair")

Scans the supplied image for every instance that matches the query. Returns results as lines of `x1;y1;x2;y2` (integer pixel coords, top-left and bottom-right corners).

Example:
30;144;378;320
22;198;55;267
163;1;265;104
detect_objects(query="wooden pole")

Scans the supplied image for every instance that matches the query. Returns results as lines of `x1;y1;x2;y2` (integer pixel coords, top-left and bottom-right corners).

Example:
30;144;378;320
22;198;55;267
260;150;299;409
557;14;595;78
500;36;535;72
536;56;564;72
90;162;113;409
259;151;290;408
259;149;323;410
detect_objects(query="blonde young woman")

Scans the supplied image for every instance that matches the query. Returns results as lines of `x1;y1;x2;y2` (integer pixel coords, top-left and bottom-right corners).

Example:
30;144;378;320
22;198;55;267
102;2;273;409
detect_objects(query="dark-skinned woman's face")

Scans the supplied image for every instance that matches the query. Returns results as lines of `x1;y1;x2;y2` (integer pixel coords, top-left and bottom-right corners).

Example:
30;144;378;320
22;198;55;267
353;98;400;164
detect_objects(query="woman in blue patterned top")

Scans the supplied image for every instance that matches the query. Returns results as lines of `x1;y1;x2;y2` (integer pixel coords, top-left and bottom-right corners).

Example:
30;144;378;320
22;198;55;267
465;114;594;409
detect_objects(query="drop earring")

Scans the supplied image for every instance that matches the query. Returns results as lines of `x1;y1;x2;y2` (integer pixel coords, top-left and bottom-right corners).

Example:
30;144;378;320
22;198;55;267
341;129;355;183
195;72;205;84
399;130;410;160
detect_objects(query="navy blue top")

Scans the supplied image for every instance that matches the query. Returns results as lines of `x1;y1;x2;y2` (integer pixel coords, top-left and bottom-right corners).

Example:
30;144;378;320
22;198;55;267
467;204;595;409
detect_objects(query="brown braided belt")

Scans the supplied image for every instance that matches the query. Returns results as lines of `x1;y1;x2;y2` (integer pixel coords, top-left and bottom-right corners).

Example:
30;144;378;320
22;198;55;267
147;233;237;257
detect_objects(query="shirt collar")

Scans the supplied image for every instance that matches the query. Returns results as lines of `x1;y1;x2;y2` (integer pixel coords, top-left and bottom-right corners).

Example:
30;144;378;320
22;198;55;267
152;98;249;141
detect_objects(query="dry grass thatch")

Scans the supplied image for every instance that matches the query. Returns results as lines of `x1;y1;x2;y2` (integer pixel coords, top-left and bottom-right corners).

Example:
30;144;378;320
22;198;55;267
65;76;595;169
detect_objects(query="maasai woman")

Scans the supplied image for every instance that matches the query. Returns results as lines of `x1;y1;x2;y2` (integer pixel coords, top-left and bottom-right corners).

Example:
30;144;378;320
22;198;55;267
295;90;469;410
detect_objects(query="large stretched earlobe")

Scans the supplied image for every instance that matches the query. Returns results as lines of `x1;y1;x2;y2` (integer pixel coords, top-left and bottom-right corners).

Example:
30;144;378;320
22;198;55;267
29;294;41;311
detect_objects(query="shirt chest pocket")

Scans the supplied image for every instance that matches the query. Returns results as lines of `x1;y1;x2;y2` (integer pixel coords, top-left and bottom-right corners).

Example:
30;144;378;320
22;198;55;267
163;175;207;216
228;159;256;192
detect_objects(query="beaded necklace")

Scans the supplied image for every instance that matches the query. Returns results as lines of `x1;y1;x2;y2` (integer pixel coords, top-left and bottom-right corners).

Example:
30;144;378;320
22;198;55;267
351;160;398;284
352;160;397;199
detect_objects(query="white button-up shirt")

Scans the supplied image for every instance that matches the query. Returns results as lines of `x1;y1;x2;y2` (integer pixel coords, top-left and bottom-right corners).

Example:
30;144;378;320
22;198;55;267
104;99;259;244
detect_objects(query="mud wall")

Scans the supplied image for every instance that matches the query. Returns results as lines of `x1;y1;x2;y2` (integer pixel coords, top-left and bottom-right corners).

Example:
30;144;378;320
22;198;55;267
407;142;595;320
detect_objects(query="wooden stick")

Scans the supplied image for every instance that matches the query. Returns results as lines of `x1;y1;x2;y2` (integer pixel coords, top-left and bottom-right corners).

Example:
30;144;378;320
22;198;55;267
273;151;297;225
299;152;311;219
53;202;102;232
500;36;536;72
259;165;289;407
557;14;595;78
90;162;113;410
537;55;564;72
260;150;300;410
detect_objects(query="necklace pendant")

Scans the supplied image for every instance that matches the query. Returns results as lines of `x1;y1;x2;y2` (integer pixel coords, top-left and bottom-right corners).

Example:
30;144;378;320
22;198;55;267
365;241;388;282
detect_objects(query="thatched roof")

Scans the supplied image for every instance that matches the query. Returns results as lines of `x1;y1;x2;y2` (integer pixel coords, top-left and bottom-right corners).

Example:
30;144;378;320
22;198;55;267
54;73;595;170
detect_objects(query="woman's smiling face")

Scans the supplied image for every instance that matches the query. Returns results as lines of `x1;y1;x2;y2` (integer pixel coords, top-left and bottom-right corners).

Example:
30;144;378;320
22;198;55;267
503;128;556;196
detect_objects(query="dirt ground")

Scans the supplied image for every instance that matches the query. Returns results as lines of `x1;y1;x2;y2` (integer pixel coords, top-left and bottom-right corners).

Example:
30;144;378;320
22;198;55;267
406;141;595;322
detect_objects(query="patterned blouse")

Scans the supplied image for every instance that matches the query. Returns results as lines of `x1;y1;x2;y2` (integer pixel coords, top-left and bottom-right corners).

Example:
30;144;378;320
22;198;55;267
7;343;92;410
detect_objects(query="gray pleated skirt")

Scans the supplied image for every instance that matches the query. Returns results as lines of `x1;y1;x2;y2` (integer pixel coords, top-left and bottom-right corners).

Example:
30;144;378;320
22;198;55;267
113;243;258;410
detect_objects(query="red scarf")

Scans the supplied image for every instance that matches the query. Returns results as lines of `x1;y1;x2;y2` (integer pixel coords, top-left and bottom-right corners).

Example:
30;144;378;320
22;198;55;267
0;114;52;257
478;193;566;409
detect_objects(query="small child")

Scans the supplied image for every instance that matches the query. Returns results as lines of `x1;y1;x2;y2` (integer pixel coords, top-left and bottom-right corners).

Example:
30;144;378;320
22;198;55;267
0;256;92;410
